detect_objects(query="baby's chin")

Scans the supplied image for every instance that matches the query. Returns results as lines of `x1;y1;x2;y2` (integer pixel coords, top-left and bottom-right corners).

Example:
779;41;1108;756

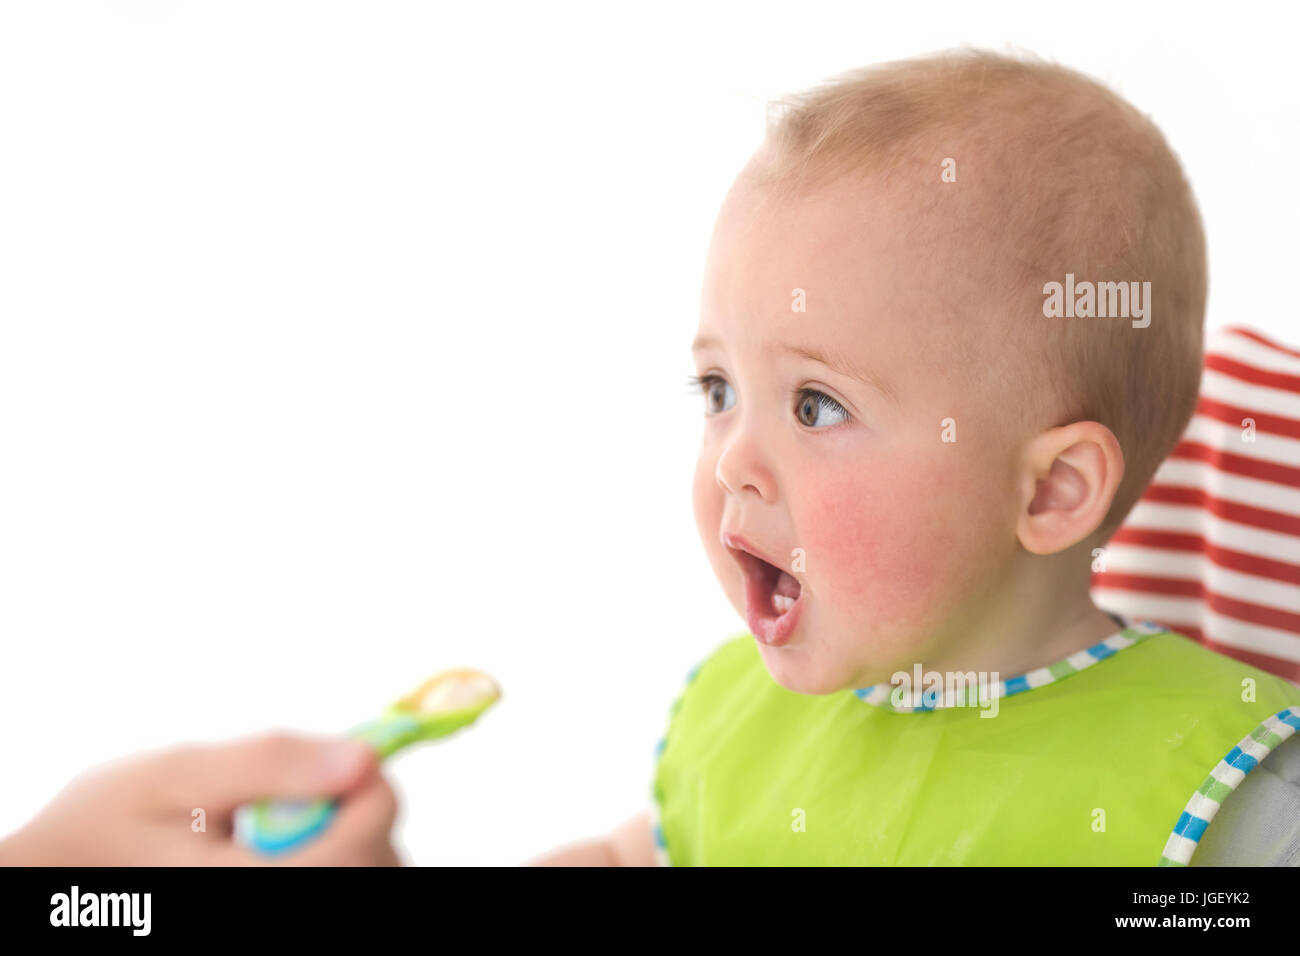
744;603;905;695
754;639;878;696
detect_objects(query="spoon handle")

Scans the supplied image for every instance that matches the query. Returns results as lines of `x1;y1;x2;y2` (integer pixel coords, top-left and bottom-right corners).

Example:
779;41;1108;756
234;796;339;855
232;715;419;854
233;710;486;854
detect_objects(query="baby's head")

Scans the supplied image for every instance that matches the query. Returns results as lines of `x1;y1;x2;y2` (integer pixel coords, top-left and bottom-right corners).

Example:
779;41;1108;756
690;49;1207;694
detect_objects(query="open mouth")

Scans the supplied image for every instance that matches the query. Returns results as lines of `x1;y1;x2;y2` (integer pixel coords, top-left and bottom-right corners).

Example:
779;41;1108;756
723;533;804;647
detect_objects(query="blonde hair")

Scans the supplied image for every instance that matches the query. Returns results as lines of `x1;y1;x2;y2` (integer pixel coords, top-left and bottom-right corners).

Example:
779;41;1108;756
755;48;1206;536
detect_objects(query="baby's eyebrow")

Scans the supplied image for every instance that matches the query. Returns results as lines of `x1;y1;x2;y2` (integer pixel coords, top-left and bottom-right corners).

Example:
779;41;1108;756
779;343;899;405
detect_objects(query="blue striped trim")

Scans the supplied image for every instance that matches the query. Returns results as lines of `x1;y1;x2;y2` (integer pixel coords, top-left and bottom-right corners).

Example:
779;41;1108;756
1159;707;1300;866
1172;811;1209;842
854;619;1166;712
1004;674;1031;697
1087;641;1118;660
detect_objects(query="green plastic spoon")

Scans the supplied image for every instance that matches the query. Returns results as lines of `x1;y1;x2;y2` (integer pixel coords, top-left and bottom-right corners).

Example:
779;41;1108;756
234;668;501;854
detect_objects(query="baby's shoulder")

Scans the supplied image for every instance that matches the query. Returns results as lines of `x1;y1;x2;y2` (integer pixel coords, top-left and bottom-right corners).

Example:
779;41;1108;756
1193;732;1300;866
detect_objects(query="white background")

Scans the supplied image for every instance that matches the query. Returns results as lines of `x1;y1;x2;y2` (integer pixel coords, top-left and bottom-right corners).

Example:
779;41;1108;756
1;1;1296;865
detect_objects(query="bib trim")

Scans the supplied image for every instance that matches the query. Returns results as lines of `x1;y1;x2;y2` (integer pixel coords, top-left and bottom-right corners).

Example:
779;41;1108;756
1158;707;1300;866
852;618;1168;712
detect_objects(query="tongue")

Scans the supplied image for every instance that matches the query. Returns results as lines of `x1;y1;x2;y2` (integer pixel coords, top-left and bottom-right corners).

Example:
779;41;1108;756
773;570;801;599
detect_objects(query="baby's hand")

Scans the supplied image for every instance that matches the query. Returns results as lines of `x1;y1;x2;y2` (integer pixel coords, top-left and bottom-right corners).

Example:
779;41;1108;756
0;733;400;866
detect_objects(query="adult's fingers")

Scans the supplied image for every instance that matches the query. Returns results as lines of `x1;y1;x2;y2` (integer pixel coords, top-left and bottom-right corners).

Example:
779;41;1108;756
291;773;401;866
216;772;401;866
149;732;378;815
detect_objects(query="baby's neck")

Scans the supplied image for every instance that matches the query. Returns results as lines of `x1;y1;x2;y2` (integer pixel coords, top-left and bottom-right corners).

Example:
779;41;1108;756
918;551;1123;682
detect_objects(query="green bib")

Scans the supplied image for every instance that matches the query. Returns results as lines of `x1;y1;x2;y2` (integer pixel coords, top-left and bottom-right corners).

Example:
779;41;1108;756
651;622;1300;865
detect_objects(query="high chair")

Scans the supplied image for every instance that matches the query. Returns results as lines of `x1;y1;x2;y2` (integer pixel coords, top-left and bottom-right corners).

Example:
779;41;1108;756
1092;325;1300;685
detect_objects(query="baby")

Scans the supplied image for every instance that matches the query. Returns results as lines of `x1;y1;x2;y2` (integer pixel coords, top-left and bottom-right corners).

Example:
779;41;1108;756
538;48;1300;866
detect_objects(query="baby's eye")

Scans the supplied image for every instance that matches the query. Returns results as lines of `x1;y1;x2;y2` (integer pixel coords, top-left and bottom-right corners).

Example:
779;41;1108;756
794;389;849;428
692;375;736;415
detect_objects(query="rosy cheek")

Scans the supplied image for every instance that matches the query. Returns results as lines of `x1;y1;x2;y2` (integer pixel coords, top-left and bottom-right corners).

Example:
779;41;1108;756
800;472;929;606
796;453;994;628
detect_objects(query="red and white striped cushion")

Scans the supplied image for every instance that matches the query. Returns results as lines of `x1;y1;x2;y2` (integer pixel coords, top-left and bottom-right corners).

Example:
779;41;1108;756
1091;326;1300;684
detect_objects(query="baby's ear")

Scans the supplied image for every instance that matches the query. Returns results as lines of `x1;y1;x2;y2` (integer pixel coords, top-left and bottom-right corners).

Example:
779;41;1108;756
1015;422;1125;555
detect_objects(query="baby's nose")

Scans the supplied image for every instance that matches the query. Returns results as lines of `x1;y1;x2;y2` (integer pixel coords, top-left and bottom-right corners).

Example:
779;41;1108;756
714;429;776;502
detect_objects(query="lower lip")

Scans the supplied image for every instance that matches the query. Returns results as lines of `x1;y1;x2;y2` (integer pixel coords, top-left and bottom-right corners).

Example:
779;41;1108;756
743;580;804;648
